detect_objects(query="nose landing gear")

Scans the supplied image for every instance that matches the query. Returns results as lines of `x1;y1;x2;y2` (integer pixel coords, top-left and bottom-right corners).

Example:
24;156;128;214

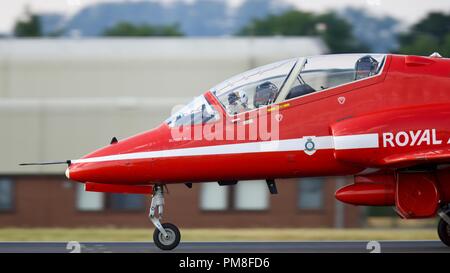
149;185;181;250
438;206;450;247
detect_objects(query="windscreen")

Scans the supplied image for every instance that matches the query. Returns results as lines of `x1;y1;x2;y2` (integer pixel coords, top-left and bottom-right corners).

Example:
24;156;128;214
166;95;219;127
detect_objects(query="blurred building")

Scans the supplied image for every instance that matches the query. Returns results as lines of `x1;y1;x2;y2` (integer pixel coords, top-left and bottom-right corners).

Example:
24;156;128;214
0;37;361;228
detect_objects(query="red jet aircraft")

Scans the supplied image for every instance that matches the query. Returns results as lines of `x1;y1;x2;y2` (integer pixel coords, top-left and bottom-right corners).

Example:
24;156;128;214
22;53;450;250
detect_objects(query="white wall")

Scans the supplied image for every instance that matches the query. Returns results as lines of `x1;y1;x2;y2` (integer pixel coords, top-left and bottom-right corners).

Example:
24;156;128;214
0;37;327;174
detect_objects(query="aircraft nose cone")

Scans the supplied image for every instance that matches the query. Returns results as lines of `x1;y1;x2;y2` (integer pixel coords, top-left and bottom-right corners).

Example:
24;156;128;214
65;163;106;183
66;164;87;182
65;167;70;179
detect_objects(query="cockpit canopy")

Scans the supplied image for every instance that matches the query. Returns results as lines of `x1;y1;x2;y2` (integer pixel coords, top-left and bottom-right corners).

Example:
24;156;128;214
166;54;386;127
211;58;298;115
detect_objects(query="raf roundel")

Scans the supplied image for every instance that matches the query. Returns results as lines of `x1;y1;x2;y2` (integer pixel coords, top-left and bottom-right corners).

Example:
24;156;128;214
305;138;315;151
303;137;317;156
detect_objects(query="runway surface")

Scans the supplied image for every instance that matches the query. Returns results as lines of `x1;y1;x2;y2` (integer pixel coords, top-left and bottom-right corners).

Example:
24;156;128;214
0;241;448;253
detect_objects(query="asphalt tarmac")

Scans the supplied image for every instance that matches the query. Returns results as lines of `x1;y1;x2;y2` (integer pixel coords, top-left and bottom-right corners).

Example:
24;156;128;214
0;241;448;253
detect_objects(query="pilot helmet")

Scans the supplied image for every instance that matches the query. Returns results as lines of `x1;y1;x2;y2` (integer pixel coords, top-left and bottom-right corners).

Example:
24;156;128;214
237;90;248;106
228;90;248;106
254;81;278;108
227;91;239;105
355;55;379;80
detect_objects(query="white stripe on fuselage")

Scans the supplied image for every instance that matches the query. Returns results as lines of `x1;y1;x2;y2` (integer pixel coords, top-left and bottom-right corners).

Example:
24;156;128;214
71;133;379;164
334;133;379;150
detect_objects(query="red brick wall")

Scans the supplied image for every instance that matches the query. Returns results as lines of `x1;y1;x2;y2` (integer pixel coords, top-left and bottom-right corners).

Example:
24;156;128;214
0;175;361;228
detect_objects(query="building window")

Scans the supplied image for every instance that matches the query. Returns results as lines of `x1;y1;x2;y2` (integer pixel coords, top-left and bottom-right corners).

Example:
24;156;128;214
200;180;269;211
298;178;324;210
76;184;146;212
108;194;146;211
76;184;104;211
200;182;229;211
0;178;13;212
234;180;268;211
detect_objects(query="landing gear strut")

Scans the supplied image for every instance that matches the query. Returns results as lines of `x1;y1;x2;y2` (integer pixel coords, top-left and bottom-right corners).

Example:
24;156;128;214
149;185;180;250
438;206;450;247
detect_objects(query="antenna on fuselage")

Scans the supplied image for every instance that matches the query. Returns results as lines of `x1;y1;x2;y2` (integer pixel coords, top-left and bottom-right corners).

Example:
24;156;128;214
429;52;443;58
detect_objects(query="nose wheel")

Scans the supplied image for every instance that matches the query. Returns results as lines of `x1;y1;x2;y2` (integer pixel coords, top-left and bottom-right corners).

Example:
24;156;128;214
149;185;181;250
153;223;181;250
438;208;450;247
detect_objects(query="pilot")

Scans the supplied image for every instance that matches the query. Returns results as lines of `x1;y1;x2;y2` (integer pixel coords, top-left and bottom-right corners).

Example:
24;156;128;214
355;55;379;80
254;81;278;108
226;90;249;115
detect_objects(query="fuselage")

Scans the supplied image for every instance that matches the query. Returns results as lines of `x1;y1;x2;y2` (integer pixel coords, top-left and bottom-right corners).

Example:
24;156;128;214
67;54;450;185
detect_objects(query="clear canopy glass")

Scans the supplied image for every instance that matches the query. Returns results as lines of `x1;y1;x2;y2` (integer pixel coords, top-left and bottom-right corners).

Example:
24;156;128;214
165;54;387;127
285;54;386;100
211;58;298;115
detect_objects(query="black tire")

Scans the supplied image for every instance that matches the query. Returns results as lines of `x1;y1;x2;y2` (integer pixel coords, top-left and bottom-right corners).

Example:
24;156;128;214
438;218;450;247
153;223;181;250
